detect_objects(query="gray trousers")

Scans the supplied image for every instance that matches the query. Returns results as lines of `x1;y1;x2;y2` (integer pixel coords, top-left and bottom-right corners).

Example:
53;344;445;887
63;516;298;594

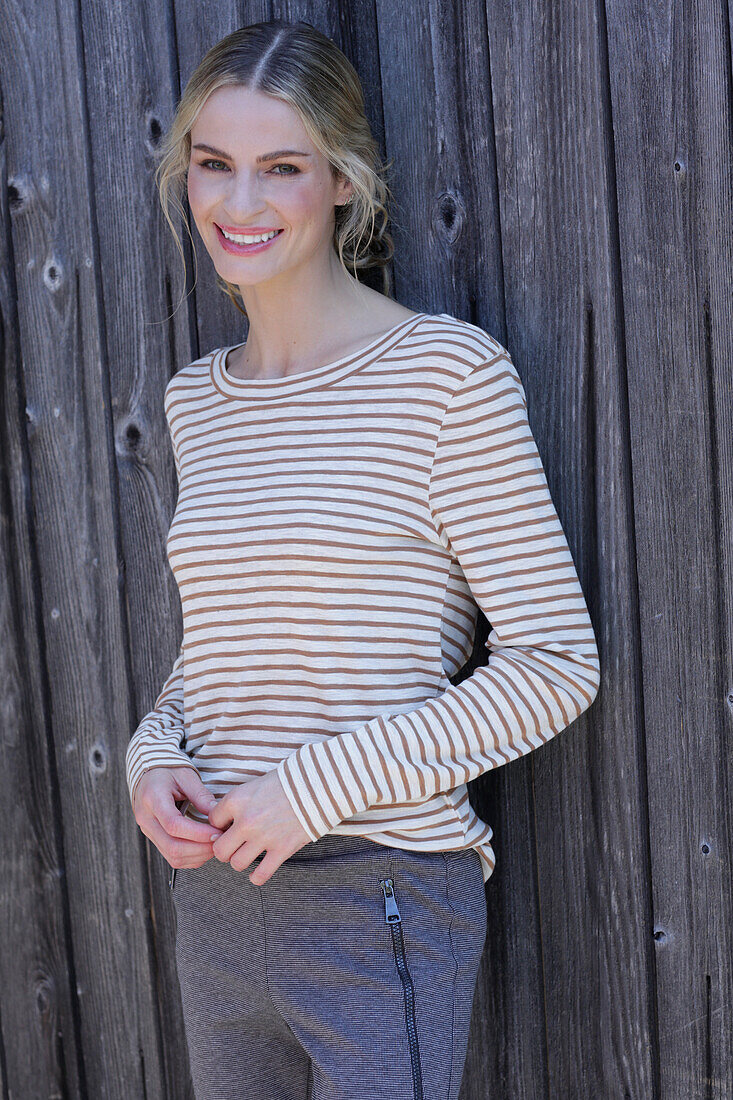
172;833;487;1100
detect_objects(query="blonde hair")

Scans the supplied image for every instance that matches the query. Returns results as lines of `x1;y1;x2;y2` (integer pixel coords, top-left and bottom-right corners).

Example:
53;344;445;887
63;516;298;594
154;19;396;317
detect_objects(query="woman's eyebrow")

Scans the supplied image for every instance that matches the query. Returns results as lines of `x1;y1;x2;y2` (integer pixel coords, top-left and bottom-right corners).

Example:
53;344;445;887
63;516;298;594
192;143;312;163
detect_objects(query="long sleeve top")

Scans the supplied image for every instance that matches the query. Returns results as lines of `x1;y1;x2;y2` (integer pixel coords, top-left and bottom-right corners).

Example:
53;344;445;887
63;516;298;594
125;312;601;883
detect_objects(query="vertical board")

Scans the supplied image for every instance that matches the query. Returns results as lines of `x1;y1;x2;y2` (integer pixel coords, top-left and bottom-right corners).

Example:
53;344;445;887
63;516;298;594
75;0;206;1094
488;0;655;1096
605;0;733;1095
2;0;181;1095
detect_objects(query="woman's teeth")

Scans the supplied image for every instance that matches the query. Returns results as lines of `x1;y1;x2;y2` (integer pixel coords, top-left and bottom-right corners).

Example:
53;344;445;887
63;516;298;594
219;228;280;244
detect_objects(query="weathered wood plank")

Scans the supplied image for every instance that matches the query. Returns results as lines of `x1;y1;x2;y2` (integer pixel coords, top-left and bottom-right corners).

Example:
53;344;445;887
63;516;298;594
605;0;733;1095
0;223;84;1100
1;0;172;1094
76;0;216;1094
486;0;657;1092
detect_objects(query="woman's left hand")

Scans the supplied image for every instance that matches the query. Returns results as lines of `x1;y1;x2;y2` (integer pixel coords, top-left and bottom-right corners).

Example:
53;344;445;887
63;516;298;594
208;768;313;884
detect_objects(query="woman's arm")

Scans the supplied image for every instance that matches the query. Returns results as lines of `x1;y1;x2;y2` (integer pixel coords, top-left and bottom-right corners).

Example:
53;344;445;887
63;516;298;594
125;374;203;810
125;645;201;809
275;351;601;842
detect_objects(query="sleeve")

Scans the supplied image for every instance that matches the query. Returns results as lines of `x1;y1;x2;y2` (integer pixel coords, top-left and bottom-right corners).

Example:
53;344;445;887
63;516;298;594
275;350;601;842
124;374;200;808
125;645;200;807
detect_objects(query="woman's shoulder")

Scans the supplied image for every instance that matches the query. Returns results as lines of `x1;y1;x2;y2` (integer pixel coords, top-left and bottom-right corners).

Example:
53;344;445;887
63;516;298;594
420;312;510;361
416;312;514;388
411;313;529;421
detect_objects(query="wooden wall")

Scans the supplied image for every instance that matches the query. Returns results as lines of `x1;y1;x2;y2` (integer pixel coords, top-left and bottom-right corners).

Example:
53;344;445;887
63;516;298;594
1;1;730;1097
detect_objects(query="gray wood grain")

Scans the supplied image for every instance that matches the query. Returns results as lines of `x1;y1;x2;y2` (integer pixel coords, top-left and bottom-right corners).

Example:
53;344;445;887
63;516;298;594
604;0;733;1095
76;0;204;1092
0;208;84;1100
486;0;656;1096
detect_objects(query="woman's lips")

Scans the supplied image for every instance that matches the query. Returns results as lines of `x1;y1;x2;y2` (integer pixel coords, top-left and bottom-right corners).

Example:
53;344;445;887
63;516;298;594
215;224;284;255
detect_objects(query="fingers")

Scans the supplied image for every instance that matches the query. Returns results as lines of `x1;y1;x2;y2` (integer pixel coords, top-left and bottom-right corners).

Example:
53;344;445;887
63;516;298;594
247;848;281;886
173;766;218;817
207;793;234;832
132;767;224;870
223;834;293;885
157;797;223;844
134;770;223;845
142;815;216;869
225;837;283;885
227;839;266;874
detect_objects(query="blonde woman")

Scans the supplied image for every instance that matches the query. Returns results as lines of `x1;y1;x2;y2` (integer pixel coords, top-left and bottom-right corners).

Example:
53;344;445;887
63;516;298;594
125;19;601;1100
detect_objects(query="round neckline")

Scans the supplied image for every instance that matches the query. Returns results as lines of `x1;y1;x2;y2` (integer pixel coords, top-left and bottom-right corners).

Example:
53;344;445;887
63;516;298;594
209;311;430;401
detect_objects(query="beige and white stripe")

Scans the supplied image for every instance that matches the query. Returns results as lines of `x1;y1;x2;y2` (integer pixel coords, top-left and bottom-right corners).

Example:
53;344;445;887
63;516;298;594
125;312;600;883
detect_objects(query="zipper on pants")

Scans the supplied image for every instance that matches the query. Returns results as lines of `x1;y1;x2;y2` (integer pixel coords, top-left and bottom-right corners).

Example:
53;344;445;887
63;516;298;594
379;877;424;1099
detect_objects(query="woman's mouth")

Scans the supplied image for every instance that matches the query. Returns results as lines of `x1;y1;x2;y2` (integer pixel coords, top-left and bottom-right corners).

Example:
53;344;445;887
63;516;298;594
214;224;284;255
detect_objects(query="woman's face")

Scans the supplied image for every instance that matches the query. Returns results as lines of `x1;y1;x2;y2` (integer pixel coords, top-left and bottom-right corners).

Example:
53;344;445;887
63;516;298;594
187;85;351;290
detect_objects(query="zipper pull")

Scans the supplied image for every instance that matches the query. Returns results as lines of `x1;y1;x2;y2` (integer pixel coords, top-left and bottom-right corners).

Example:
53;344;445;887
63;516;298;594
380;878;402;923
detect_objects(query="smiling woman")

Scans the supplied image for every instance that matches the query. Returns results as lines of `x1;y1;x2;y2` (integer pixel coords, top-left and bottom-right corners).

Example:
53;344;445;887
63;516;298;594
154;30;395;325
124;17;600;1100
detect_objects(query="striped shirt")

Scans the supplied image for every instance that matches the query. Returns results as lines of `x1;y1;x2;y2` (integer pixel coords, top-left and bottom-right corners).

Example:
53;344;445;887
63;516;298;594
125;311;601;883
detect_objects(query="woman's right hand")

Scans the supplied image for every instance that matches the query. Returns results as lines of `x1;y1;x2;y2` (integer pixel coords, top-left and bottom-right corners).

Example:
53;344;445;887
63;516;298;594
132;765;224;870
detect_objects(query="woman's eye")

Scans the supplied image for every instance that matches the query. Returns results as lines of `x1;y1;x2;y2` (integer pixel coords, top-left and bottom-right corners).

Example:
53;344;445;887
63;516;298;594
196;160;300;176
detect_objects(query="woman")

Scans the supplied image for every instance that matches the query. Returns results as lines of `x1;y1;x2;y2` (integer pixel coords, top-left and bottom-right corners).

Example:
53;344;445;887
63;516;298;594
126;19;601;1100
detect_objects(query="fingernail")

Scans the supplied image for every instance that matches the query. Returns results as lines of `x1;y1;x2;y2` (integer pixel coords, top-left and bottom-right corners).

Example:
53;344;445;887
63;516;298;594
210;832;220;842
